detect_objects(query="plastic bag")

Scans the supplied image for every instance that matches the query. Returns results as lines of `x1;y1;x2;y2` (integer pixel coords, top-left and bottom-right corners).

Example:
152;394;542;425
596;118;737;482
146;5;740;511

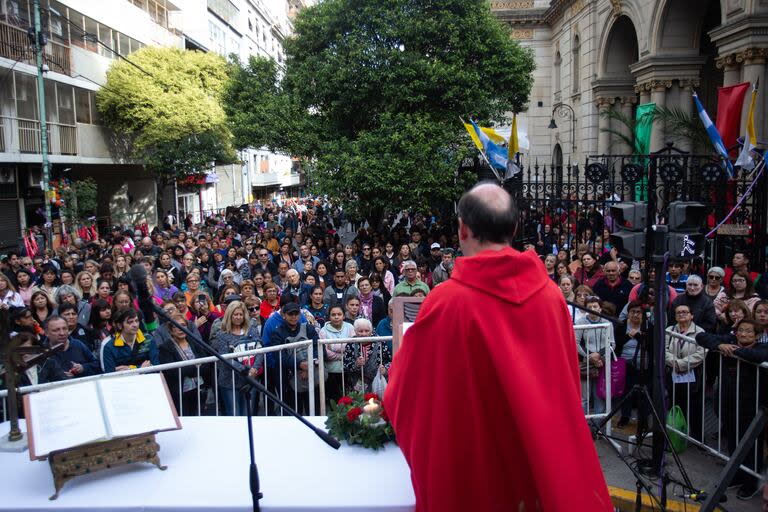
666;405;688;454
372;371;387;398
597;357;626;399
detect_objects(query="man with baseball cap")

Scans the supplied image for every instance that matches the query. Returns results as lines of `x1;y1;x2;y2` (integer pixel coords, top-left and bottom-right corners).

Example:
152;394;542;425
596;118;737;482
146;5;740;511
428;242;442;272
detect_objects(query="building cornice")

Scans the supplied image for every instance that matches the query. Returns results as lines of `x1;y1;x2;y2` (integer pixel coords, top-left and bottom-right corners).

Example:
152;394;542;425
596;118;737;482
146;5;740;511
492;0;593;28
709;15;768;55
493;8;549;26
592;77;636;99
544;0;574;24
629;55;708;85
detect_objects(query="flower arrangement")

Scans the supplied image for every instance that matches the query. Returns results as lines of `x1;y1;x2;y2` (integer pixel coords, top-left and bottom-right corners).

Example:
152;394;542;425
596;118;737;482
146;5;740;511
325;392;395;450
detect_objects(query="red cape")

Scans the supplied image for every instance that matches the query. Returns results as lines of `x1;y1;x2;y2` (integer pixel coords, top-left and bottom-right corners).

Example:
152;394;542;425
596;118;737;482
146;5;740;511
385;247;612;511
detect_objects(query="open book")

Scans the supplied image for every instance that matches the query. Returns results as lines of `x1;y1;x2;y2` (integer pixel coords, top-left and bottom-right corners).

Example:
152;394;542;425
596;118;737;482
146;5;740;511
24;373;181;460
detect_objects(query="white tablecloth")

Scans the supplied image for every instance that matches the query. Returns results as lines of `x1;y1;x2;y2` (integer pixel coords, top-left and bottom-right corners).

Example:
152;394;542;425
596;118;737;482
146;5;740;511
0;416;415;511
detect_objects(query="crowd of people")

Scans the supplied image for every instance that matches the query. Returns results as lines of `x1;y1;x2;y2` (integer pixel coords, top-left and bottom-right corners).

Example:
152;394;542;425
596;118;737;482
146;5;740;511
0;198;455;416
564;245;767;500
0;194;766;499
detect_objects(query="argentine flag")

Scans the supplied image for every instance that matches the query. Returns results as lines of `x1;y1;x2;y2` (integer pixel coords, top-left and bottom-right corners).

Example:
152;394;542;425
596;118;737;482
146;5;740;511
693;92;734;178
469;118;509;172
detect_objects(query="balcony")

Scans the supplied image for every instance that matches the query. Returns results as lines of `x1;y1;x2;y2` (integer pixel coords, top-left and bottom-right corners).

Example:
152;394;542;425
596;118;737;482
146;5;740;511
0;20;71;75
280;173;302;187
252;172;279;187
1;116;77;156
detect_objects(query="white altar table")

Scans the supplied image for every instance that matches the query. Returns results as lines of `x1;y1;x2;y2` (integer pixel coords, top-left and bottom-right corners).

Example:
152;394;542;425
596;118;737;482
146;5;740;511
0;416;415;511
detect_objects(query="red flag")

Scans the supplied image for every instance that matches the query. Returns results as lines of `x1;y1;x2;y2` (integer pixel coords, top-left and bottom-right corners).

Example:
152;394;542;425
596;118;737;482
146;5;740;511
716;82;750;156
29;231;38;255
23;233;32;257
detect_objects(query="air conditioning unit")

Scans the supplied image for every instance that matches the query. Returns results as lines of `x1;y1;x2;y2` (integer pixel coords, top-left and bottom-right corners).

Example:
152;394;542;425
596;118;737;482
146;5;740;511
28;167;42;188
0;167;15;184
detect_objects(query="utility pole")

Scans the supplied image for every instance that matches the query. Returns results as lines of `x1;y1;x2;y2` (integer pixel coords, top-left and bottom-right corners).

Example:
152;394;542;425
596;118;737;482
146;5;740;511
32;0;53;249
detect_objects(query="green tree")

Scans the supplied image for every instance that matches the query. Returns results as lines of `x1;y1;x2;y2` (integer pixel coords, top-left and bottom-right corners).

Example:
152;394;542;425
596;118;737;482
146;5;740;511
224;0;534;221
60;177;97;223
97;47;237;182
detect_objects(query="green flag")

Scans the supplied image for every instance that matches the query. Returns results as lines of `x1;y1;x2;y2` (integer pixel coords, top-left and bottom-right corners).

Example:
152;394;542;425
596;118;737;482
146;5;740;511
634;103;655;201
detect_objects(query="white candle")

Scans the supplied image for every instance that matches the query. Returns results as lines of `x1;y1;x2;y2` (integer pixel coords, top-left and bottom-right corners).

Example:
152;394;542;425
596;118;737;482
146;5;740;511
363;398;379;415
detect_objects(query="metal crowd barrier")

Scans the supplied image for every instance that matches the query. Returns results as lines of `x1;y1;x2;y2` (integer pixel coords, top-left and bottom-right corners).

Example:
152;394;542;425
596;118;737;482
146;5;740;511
2;327;616;421
0;339;317;419
664;329;767;479
573;323;615;437
316;336;392;416
2;324;763;477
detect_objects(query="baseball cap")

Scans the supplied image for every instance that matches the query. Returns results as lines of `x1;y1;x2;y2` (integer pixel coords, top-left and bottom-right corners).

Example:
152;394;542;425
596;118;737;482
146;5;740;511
430;243;441;250
282;302;300;314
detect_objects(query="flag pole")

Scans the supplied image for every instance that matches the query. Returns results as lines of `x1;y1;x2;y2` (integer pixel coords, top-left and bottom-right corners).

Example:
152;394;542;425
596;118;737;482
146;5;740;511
459;116;502;182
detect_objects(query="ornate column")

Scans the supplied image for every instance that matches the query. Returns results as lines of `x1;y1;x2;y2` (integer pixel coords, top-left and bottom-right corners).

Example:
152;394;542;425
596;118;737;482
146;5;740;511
677;79;700;153
716;54;742;87
737;48;768;140
618;96;636;154
650;81;670;152
635;83;651;107
596;96;611;154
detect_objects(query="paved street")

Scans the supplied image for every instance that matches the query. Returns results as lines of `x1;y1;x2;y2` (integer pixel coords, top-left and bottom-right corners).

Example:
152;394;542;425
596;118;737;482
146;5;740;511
598;426;762;511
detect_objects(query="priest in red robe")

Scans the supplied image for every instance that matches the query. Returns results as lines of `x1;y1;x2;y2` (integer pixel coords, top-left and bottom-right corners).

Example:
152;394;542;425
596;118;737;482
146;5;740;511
385;183;612;511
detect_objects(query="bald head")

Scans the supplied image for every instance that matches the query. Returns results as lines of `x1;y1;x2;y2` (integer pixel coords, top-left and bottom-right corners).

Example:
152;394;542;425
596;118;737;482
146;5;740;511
457;182;517;254
470;183;512;212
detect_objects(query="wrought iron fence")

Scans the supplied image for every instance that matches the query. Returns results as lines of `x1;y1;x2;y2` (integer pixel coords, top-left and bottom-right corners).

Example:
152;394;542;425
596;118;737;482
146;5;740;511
505;144;767;270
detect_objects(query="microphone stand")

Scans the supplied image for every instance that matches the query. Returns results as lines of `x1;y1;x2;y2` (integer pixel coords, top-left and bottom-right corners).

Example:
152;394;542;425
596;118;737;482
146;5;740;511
150;303;340;512
567;287;698;511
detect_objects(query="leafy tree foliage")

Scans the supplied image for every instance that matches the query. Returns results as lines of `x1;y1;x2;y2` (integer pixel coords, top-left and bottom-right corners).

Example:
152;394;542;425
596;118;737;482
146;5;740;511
60;177;97;223
97;47;237;181
224;0;534;220
224;57;311;154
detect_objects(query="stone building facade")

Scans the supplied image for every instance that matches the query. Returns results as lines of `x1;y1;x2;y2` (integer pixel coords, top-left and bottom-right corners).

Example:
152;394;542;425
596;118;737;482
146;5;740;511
492;0;768;166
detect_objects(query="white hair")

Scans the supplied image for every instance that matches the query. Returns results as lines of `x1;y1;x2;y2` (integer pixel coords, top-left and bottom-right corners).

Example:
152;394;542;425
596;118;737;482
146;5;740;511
353;318;373;332
686;274;703;286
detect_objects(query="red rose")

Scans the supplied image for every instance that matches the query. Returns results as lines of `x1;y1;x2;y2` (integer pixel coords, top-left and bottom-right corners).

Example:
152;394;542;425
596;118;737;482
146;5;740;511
346;407;363;422
338;396;353;406
364;393;380;402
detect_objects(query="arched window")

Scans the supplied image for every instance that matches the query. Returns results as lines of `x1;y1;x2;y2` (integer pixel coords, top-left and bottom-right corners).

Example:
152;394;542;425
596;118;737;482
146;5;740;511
554;51;562;93
552;143;563;185
572;35;580;93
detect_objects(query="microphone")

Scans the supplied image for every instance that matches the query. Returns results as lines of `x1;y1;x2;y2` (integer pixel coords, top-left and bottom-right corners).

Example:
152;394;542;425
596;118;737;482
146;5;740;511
127;263;157;329
565;300;621;325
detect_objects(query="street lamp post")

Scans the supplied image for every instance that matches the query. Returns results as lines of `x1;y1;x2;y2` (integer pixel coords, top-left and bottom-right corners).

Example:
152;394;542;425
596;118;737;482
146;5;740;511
32;0;53;249
548;102;577;152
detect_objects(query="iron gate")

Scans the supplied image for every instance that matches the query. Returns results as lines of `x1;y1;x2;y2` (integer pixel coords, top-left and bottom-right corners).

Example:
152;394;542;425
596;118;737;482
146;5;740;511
504;144;767;270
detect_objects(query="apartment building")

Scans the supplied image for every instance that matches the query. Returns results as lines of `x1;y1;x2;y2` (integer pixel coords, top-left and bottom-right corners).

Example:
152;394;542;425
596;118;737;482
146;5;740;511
0;0;183;248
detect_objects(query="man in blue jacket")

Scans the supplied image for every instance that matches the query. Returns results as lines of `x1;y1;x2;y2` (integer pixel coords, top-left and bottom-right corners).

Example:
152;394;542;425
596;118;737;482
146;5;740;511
44;315;101;378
